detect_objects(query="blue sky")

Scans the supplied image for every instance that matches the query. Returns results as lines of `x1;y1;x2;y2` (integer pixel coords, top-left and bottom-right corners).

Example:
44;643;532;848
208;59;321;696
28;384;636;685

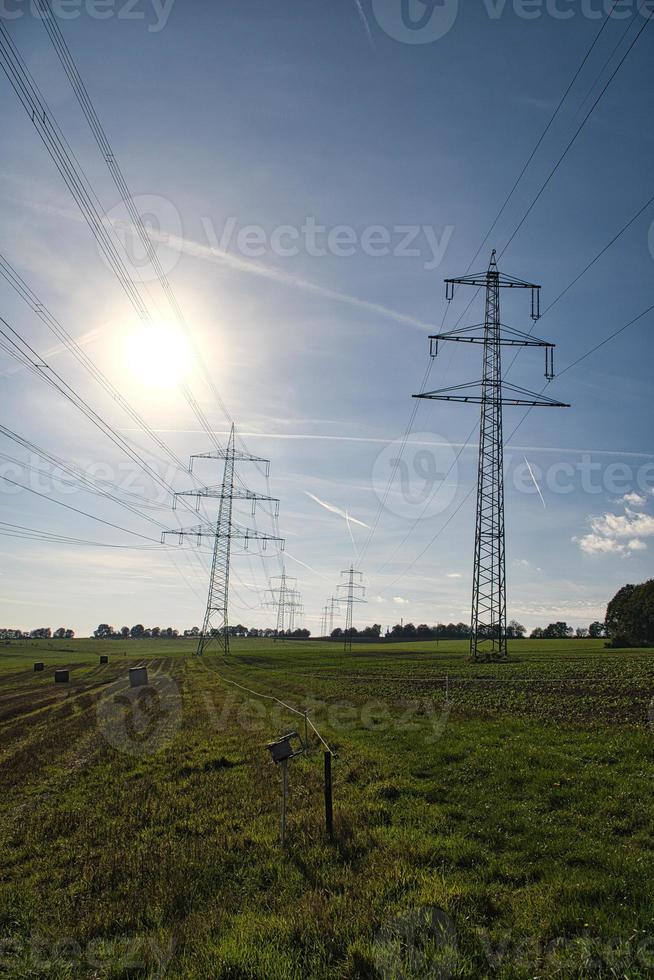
1;0;653;635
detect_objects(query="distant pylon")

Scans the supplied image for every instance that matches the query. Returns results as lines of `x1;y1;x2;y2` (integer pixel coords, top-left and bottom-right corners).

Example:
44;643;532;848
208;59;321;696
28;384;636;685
267;571;303;637
327;596;340;637
162;424;284;656
415;251;568;662
338;567;366;653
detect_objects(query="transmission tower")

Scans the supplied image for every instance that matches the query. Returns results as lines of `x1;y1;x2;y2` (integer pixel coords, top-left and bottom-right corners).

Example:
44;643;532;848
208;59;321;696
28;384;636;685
162;424;284;656
266;571;303;636
338;567;366;653
415;251;568;662
320;597;341;638
327;596;340;638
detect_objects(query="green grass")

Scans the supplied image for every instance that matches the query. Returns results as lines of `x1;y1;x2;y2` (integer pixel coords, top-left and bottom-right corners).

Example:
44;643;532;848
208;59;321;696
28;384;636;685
0;638;652;977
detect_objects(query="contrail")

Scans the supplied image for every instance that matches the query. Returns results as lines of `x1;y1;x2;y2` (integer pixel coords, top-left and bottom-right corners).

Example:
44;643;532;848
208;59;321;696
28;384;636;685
21;199;434;333
285;550;330;581
155;229;434;333
353;0;376;49
524;456;546;509
304;491;370;528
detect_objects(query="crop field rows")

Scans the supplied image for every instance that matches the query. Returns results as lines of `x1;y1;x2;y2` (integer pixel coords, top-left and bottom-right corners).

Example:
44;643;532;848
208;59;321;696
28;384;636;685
0;638;653;978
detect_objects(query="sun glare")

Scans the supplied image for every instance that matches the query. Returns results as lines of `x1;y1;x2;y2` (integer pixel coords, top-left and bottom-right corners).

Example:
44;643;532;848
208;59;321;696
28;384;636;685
124;323;191;388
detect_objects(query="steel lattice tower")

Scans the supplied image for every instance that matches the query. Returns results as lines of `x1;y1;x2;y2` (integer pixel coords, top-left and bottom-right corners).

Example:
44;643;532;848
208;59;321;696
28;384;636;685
415;251;568;662
267;572;303;637
338;567;365;653
163;424;284;656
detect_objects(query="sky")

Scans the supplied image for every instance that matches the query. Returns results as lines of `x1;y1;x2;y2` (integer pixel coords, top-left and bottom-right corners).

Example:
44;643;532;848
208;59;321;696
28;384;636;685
0;0;653;636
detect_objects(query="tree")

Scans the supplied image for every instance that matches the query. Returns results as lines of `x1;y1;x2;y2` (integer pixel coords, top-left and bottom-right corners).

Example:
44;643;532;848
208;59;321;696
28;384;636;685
575;627;588;638
543;622;573;639
53;627;66;639
95;624;114;639
120;626;130;638
588;621;605;638
605;580;654;647
130;624;145;639
530;627;544;639
507;620;526;639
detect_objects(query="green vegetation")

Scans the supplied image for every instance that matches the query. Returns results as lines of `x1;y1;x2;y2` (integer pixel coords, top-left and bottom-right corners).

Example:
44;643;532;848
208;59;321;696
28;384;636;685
606;578;654;647
0;638;652;978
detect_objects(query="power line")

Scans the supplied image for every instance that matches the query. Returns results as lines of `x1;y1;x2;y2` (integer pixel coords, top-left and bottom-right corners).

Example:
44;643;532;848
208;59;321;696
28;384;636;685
557;302;654;378
466;0;622;274
0;253;188;471
0;21;225;456
1;475;162;543
34;0;234;431
0;519;164;550
500;7;653;257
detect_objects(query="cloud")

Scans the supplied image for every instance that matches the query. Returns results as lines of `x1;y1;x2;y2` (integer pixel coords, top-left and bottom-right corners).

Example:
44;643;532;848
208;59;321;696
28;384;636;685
446;572;462;579
393;596;409;605
622;492;647;508
575;503;654;556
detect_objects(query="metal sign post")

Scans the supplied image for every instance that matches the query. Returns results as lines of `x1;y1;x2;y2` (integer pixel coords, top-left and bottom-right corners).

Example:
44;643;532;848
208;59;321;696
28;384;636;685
280;758;288;846
267;732;304;847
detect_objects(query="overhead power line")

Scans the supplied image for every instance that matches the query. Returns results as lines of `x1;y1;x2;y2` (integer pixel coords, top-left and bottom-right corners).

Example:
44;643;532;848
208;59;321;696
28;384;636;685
466;0;622;274
35;0;234;431
500;6;653;257
0;474;161;543
0;20;222;453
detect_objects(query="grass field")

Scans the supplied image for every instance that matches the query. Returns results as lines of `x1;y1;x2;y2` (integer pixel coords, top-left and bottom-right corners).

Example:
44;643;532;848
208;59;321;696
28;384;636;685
0;637;653;978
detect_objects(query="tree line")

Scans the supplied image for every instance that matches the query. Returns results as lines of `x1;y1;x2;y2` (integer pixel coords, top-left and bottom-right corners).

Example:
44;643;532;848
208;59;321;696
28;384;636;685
1;627;75;640
93;624;311;639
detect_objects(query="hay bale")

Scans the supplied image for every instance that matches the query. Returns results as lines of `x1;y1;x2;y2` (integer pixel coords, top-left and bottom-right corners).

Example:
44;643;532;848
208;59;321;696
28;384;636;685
54;668;69;683
129;665;148;688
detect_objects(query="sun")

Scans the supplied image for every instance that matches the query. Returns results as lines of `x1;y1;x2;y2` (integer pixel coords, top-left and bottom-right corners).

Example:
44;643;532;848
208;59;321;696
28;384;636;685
123;322;191;388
